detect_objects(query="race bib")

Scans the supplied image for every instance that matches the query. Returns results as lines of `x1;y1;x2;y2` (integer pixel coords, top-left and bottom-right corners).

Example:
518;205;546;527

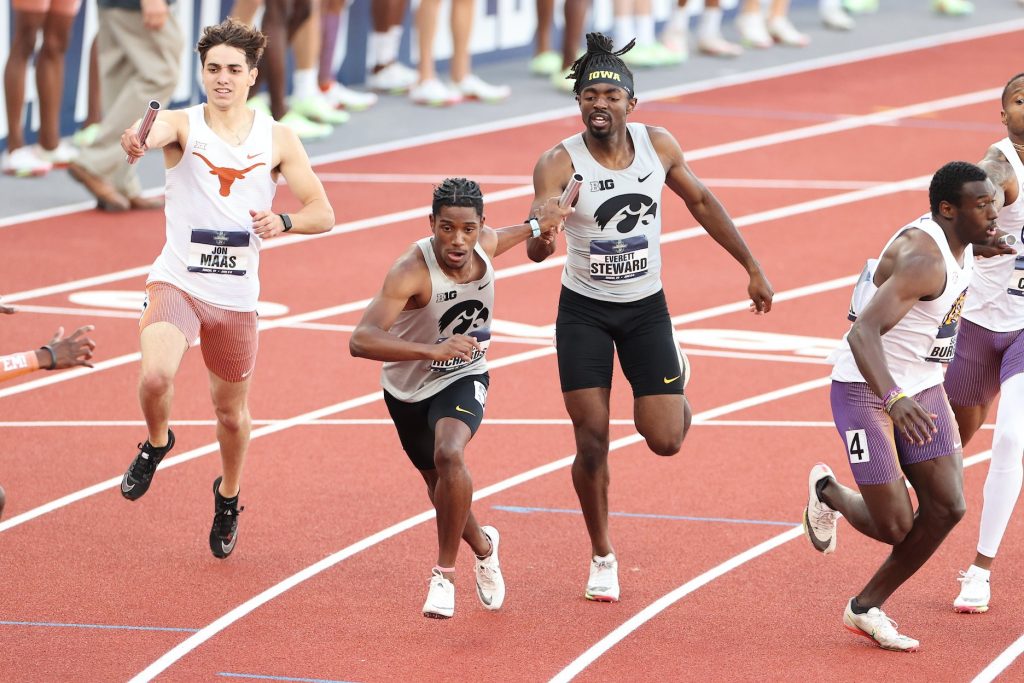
187;229;250;276
589;235;649;281
429;331;491;373
1006;255;1024;297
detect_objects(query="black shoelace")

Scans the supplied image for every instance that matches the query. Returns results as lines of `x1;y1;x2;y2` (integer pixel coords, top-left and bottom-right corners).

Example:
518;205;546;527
214;504;243;539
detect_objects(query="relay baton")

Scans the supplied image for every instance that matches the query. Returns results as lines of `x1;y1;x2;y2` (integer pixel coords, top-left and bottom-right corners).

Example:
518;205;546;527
998;233;1018;247
127;100;161;164
559;173;584;208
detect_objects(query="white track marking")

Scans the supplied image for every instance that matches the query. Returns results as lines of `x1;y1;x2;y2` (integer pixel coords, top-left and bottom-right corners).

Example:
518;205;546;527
11;304;140;319
972;632;1024;682
128;375;832;683
313;173;881;192
551;447;997;682
0;172;908;401
0;88;979;304
3;19;1021;232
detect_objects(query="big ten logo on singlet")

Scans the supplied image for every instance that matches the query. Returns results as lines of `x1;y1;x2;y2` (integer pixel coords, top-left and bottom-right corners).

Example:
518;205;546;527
927;288;968;363
847;259;879;322
430;300;491;372
1006;255;1024;297
594;194;657;234
187;229;250;276
192;151;265;197
590;179;615;192
590;235;649;281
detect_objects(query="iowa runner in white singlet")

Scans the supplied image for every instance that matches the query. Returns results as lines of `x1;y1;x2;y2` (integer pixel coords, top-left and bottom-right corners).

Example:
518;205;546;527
351;179;568;619
526;33;774;603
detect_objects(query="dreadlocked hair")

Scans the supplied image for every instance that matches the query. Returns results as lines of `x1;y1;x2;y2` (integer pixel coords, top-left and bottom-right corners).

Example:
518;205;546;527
432;177;484;217
566;32;636;96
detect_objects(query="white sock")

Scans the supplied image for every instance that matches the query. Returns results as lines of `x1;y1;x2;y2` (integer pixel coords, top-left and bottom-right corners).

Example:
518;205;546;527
698;7;724;42
636;14;655;45
614;16;635;48
386;25;403;63
977;372;1024;557
669;6;690;32
292;68;318;100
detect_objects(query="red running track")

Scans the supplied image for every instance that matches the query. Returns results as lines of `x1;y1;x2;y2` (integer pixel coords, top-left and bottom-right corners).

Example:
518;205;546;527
2;27;1024;683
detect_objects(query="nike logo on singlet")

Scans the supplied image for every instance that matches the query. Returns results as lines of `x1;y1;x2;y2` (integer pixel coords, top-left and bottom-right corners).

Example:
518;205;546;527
638;171;653;182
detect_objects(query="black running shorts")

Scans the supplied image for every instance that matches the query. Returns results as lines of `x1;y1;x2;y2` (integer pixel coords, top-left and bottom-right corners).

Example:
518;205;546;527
383;373;490;470
555;286;683;397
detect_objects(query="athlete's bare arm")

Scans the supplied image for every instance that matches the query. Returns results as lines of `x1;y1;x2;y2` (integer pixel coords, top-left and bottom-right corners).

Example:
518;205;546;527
350;249;480;363
252;125;336;239
527;145;575;262
979;146;1017;210
847;231;947;444
120;109;189;162
483;196;568;259
651;126;774;313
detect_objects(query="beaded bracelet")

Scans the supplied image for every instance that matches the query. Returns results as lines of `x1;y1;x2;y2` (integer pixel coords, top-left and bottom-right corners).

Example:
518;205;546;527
882;386;907;413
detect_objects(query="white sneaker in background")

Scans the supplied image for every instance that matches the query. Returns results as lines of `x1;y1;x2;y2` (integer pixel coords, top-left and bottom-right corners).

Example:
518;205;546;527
321;81;378;111
768;16;811;46
455;74;511;103
659;26;690;62
803;462;839;554
954;565;991;613
279;111;333;140
551;68;576;93
422;568;455;618
290;93;351;125
736;11;773;48
697;35;743;58
367;62;417;93
38;139;78;166
821;6;856;30
843;599;920;652
1;146;53;177
475;525;505;610
410;78;463;106
585;553;620;602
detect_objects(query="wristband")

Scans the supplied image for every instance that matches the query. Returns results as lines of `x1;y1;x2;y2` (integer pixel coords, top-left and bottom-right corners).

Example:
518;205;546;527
527;217;541;238
882;386;906;413
279;213;292;232
39;345;57;370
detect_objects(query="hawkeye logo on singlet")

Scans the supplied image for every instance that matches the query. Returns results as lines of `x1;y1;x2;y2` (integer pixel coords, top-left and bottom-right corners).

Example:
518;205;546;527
927;288;968;363
192;151;265;197
587;70;621;82
431;300;491;372
595;194;658;234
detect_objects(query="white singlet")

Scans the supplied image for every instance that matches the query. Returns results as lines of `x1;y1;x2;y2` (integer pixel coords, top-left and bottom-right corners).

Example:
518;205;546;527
148;104;277;312
381;238;494;402
962;138;1024;332
559;122;666;303
830;214;973;396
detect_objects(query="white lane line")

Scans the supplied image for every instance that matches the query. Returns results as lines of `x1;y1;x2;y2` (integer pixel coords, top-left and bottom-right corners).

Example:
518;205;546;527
3;19;1021;232
313;173;882;192
551;446;997;682
0;170;908;402
128;375;832;683
972;633;1024;683
0;80;985;305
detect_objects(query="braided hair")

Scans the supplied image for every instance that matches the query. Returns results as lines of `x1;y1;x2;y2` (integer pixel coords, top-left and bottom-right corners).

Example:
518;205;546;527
566;32;636;98
432;177;484;217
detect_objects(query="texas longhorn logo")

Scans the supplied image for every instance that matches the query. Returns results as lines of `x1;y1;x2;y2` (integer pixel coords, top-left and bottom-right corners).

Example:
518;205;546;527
192;152;265;197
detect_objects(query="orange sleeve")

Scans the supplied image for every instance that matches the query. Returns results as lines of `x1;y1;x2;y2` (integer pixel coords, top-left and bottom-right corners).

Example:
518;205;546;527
0;351;40;383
